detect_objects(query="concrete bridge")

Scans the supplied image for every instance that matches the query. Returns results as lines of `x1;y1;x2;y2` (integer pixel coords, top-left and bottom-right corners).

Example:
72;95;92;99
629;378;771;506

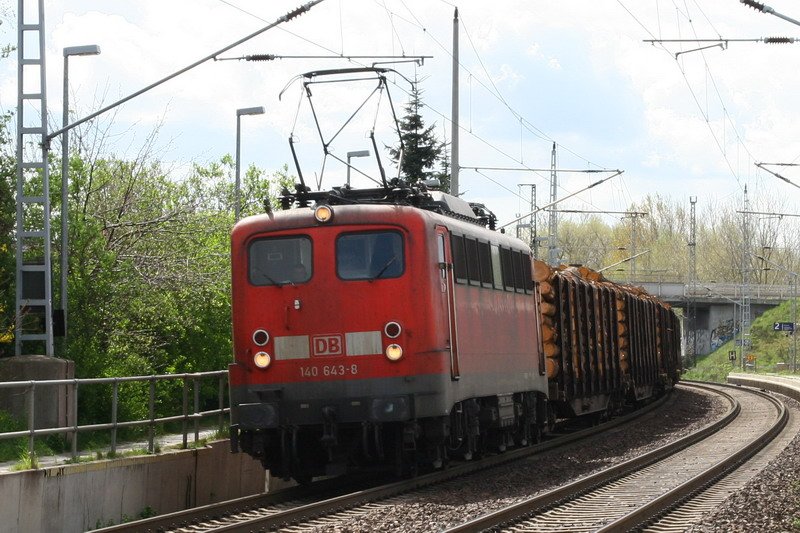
630;281;794;357
634;281;795;307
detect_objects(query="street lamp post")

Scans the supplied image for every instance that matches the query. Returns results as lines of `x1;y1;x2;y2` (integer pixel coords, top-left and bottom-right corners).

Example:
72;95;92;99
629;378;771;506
60;44;101;342
235;106;265;221
346;150;370;187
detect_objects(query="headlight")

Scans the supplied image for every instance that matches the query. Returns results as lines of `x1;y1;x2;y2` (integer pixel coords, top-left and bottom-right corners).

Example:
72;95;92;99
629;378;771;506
252;329;269;346
385;344;403;361
384;321;402;339
253;351;272;369
314;204;333;223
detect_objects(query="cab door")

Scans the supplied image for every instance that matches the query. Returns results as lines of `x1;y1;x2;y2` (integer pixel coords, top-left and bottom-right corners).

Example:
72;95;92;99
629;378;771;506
436;226;460;380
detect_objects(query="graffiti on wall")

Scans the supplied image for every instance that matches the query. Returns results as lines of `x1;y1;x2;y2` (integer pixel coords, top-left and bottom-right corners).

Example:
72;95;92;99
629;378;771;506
710;318;737;350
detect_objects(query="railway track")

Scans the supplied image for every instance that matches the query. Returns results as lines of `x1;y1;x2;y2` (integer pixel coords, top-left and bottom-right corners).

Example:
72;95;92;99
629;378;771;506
445;381;788;533
97;389;675;532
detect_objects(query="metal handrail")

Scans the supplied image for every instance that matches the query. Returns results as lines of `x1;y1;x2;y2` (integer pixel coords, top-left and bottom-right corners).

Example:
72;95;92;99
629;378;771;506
0;370;229;461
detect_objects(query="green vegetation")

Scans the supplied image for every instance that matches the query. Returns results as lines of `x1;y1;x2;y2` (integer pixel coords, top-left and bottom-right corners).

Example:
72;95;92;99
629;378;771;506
685;298;800;383
0;111;15;347
120;506;156;524
93;518;116;530
12;448;39;471
0;410;62;462
137;506;157;520
0;104;295;457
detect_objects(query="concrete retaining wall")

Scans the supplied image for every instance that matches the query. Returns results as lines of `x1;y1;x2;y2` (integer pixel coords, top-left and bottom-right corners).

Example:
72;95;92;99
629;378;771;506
0;440;265;532
727;373;800;402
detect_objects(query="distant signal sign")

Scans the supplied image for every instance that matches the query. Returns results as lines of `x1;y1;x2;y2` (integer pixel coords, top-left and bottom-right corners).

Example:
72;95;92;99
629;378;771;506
773;322;795;332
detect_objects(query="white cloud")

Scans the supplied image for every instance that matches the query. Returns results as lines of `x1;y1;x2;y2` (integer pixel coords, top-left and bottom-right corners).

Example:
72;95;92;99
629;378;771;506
547;58;562;71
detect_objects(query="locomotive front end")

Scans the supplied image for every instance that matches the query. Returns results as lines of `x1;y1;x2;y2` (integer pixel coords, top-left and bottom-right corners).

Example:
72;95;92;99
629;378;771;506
228;203;446;481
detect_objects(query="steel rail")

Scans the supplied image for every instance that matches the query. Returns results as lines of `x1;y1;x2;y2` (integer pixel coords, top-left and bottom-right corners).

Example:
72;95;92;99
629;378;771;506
443;382;739;533
108;388;675;532
597;385;788;532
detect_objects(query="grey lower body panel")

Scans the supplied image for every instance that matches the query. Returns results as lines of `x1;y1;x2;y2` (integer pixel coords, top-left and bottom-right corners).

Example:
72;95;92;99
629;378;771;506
231;371;548;429
231;373;449;429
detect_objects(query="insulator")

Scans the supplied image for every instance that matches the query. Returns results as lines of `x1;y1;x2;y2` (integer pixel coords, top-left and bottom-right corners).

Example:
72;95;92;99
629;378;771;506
285;5;310;21
741;0;767;11
764;36;795;44
246;54;276;61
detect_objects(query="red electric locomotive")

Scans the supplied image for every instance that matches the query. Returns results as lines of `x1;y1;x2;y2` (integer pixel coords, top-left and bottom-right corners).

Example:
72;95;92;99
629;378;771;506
227;67;680;482
228;186;549;482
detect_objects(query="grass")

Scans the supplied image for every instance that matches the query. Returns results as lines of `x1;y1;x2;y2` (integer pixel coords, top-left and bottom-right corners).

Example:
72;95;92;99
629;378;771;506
164;427;227;451
11;448;39;471
0;410;61;463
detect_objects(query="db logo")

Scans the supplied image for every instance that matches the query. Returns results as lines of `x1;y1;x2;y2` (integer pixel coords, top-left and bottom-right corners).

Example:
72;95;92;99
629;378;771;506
312;334;344;356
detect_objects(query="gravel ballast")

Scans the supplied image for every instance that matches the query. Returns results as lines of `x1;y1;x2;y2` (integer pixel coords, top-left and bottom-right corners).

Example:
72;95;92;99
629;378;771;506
686;393;800;533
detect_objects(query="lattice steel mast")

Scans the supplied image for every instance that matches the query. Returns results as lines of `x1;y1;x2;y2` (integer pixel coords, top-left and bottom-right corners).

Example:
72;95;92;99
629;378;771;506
516;184;537;258
740;186;752;369
689;196;698;365
16;0;53;356
548;142;558;266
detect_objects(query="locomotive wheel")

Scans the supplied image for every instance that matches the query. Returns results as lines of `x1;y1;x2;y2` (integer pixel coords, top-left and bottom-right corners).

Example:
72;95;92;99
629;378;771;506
393;443;418;478
391;429;418;478
530;423;542;444
294;471;313;485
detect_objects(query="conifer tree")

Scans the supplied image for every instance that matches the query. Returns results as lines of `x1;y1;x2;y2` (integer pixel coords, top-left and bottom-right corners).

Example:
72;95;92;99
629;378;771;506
389;82;449;191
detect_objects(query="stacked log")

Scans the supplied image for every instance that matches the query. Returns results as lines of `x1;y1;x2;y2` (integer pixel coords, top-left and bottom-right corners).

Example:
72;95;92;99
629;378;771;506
616;291;629;373
534;259;681;409
534;261;672;381
534;260;559;379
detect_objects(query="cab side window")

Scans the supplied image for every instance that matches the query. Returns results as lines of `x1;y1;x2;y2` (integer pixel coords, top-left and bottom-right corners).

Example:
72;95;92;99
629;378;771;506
451;235;468;283
449;231;532;294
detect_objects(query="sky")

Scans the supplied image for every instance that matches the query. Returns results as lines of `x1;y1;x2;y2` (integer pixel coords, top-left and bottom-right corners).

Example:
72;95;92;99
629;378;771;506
3;0;800;236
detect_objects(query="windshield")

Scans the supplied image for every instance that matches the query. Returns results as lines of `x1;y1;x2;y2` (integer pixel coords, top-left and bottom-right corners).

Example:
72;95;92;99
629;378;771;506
249;236;312;286
336;231;404;280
